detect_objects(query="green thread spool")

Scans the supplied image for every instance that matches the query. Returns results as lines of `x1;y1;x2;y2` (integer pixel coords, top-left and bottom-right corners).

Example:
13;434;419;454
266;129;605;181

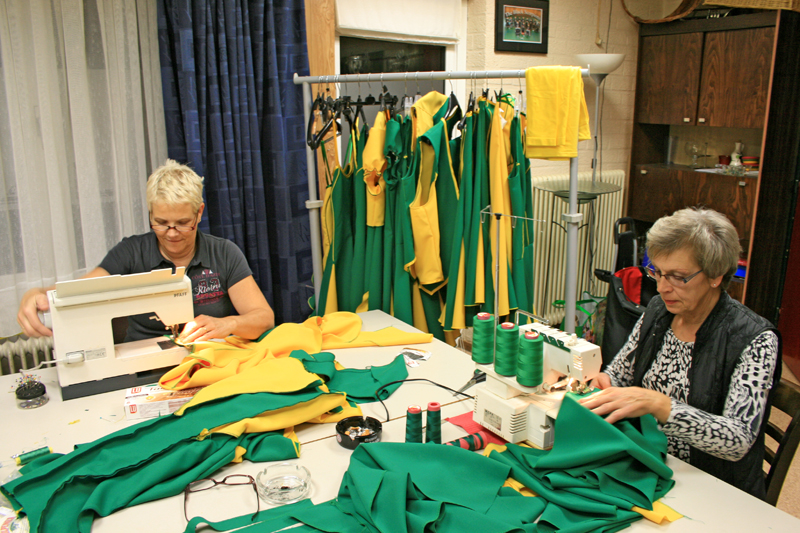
494;322;519;376
405;405;423;443
14;446;52;466
425;402;442;444
516;330;544;387
471;312;494;364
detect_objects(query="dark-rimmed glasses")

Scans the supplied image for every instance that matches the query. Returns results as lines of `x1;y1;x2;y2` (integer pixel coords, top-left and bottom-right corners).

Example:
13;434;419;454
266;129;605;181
183;474;259;521
645;265;703;287
150;212;198;233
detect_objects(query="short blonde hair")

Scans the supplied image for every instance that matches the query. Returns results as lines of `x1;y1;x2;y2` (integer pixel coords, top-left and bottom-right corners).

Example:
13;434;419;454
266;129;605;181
146;159;204;212
646;207;741;288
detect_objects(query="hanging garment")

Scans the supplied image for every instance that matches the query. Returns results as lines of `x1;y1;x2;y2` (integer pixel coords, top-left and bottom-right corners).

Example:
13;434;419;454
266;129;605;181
524;66;590;160
508;111;535;321
316;131;357;315
349;120;370;313
362;111;389;311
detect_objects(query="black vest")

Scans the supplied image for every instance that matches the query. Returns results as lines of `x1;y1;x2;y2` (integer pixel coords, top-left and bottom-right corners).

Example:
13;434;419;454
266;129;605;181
631;292;781;499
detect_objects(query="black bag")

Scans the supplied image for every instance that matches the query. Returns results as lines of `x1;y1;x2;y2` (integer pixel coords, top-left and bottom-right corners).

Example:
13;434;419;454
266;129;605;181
599;266;658;368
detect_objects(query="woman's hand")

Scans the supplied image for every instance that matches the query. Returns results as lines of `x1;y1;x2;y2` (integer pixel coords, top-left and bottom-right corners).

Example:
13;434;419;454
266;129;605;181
578;386;672;425
17;288;52;337
179;315;237;343
590;372;613;390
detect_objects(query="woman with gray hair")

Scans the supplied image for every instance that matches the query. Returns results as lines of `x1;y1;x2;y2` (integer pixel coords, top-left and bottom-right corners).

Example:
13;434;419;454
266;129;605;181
18;159;274;343
580;207;780;500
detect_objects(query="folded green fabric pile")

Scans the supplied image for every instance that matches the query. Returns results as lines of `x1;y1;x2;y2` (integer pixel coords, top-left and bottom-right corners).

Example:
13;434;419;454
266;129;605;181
234;393;674;533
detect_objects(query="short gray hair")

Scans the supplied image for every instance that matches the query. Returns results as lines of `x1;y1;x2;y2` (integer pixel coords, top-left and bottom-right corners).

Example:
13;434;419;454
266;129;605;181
646;207;741;288
146;159;204;212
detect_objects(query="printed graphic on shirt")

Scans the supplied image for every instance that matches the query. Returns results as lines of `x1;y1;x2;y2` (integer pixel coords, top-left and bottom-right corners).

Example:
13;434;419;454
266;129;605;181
193;268;223;306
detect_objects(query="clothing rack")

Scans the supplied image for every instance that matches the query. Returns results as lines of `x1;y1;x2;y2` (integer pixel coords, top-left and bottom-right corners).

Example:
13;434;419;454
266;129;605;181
293;68;590;334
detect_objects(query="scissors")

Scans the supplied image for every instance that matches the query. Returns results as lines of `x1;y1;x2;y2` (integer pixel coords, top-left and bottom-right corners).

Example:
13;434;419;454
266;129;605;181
454;369;486;396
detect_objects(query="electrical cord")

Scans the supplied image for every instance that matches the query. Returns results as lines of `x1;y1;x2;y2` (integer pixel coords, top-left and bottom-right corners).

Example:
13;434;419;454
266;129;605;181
373;378;475;423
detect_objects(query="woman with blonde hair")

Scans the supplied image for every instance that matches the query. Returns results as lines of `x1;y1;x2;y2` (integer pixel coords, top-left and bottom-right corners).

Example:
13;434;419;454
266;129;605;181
18;160;274;342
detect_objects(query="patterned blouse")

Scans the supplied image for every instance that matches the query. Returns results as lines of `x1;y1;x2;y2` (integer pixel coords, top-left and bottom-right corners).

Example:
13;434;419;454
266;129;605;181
604;314;778;461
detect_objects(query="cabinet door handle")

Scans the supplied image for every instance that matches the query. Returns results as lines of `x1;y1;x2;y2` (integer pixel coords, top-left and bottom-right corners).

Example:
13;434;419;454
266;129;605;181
739;181;746;187
698;118;706;123
640;169;648;175
683;117;691;123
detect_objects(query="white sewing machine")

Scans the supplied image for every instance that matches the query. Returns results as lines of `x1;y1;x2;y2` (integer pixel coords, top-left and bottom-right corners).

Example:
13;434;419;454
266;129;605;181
473;322;602;449
46;268;194;400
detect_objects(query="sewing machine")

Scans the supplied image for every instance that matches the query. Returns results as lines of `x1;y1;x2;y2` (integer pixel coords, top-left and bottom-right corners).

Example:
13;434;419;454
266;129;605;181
46;268;194;400
473;322;602;448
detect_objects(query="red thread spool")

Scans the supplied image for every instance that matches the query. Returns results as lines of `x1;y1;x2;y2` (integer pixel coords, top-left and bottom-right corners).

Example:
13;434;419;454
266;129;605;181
477;312;491;320
501;322;515;330
524;331;539;340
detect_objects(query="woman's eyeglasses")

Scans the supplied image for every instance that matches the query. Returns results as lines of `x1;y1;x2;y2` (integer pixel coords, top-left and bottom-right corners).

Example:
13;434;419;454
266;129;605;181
183;474;259;521
645;266;703;286
150;222;196;233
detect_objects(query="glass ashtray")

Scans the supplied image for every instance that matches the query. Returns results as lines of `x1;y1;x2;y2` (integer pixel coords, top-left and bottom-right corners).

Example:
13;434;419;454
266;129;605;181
255;463;311;505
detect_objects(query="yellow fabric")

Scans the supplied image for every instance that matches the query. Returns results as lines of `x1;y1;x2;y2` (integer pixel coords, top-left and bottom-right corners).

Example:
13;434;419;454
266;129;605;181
488;100;512;317
411;91;449;145
524;66;590;160
632;501;683;524
503;477;539;498
160;312;432;390
363;111;388;227
174;357;323;414
409;122;445;288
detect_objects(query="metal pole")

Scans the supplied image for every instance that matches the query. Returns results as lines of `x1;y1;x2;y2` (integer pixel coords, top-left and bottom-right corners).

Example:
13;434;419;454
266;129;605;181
562;157;582;334
293;69;590;85
300;78;323;310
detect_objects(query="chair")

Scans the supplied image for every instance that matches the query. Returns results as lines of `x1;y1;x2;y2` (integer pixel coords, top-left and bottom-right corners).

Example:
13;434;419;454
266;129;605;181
765;378;800;506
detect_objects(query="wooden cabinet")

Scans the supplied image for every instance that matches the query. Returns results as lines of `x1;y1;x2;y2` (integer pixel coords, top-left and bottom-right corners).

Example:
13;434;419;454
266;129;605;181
635;25;773;128
697;27;774;129
629;165;756;245
636;33;703;125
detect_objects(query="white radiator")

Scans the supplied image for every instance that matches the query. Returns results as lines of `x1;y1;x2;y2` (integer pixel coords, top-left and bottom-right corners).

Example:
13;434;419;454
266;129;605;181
0;336;54;375
530;170;627;326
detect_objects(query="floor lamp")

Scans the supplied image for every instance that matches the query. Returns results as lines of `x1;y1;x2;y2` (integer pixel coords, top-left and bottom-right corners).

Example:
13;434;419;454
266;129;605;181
574;53;625;184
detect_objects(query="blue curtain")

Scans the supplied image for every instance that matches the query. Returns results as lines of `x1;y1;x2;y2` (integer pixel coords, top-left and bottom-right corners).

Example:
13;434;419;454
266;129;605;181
158;0;312;323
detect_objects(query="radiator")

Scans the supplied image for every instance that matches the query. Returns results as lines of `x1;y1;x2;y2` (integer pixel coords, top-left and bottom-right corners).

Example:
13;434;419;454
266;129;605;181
530;170;627;326
0;336;54;375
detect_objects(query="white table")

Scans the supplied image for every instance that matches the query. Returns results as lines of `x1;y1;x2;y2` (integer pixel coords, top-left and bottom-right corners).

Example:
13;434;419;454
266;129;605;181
2;311;799;531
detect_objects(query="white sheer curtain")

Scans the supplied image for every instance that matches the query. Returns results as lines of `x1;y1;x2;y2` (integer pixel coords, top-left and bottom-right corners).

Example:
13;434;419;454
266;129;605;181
0;0;166;336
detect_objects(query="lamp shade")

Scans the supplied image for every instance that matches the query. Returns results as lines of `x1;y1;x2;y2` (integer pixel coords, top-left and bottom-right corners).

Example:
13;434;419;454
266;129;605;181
574;53;625;75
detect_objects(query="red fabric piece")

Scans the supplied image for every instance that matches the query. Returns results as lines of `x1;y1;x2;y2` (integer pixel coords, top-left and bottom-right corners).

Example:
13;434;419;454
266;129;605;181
445;412;507;446
616;266;644;305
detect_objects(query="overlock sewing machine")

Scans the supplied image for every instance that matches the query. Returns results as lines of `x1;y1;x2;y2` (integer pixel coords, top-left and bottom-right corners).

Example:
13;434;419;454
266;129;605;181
45;267;194;400
473;321;602;449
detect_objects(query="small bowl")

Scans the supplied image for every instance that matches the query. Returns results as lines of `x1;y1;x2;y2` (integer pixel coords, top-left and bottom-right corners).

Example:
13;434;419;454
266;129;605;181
335;416;382;450
256;462;311;504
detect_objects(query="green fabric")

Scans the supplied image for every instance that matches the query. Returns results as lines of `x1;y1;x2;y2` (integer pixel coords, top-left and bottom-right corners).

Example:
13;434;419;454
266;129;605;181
349;123;369;310
183;498;314;533
243;394;674;533
508;113;534;321
327;353;409;403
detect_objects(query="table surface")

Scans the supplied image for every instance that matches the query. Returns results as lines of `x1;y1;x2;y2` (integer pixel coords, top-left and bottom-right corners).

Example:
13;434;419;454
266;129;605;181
2;310;799;532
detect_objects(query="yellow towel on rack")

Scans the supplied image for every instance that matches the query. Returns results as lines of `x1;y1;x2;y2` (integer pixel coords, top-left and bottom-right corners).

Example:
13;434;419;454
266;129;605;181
524;66;590;160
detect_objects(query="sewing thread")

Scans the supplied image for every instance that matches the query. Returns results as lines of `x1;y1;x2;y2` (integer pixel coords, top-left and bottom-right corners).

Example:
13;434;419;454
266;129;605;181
516;330;544;387
494;322;519;376
471;312;494;364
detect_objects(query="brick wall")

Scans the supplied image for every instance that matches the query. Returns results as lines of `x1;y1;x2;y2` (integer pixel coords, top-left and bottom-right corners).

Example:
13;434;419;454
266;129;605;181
467;0;639;177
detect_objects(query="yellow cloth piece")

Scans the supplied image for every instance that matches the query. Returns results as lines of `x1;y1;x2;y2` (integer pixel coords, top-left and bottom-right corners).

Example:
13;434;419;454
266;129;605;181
161;312;432;390
488;100;512;317
632;501;683;524
175;357;323;415
210;393;357;437
364;111;388;227
232;445;247;463
524;66;590;160
483;443;508;456
503;477;539;498
411;91;448;145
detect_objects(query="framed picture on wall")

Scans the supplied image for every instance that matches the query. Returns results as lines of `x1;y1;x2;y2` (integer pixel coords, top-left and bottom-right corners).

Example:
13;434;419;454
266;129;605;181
495;0;549;54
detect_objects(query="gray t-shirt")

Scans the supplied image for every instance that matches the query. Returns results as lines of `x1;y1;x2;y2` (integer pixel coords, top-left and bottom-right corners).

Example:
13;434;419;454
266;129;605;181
98;231;252;340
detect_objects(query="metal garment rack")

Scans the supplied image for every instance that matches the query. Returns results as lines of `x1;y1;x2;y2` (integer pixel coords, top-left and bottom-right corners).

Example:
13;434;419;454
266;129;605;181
293;68;590;333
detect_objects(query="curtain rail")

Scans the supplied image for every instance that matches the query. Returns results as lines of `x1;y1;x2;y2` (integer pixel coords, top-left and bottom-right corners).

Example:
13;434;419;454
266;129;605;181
293;69;589;85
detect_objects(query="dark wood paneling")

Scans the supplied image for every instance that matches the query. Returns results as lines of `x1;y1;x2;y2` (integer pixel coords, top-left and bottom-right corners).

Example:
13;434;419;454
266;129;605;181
697;27;774;129
691;173;756;244
636;33;703;125
640;11;777;36
629;166;688;222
